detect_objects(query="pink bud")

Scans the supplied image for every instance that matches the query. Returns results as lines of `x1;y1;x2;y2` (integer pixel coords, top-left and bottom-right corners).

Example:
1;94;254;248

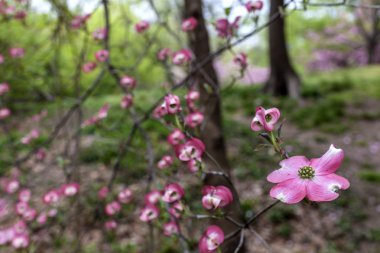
163;221;179;236
201;185;233;210
181;17;198;32
93;28;108;40
43;190;60;205
11;234;29;249
185;111;204;128
117;188;133;204
144;190;162;205
165;94;181;114
251;106;281;132
157;48;171;61
175;138;205;161
0;83;10;96
167;129;185;146
199;225;224;253
95;49;109;62
9;48;24;58
120;94;133;109
0;108;11;120
233;52;248;69
135;20;150;33
82;62;97;73
162;183;185;203
98;186;109;200
105;220;118;231
157;155;174;169
120;75;136;89
172;49;193;65
18;189;31;203
168;201;184;218
245;0;264;12
139;204;159;222
61;183;80;197
105;201;121;216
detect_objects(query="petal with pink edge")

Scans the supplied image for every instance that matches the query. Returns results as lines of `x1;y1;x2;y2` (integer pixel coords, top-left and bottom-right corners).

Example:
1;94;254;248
265;108;281;126
269;179;306;204
310;145;344;175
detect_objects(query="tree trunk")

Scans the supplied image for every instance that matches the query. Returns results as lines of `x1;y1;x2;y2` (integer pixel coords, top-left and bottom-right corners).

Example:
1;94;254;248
184;0;245;252
264;0;301;98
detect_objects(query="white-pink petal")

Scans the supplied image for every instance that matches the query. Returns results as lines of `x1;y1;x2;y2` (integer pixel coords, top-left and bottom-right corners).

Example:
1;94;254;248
269;179;306;204
310;145;344;175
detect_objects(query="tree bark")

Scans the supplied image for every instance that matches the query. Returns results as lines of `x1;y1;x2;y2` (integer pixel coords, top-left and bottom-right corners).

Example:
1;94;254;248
183;0;245;252
264;0;301;98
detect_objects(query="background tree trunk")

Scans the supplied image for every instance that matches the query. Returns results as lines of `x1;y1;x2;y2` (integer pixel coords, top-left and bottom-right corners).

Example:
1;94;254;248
184;0;245;252
264;0;301;98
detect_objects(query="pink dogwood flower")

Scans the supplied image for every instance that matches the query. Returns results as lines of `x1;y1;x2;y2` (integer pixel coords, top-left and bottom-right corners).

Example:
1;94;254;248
233;53;248;69
71;14;91;29
245;0;264;12
165;94;181;114
93;28;108;40
152;102;168;119
145;190;162;205
157;155;174;169
117;188;133;204
157;48;171;61
35;148;47;161
139;204;159;222
95;49;109;62
267;145;350;204
167;129;185;146
175;138;205;161
162;183;185;203
182;17;198;32
82;61;97;73
37;212;47;225
21;129;40;144
43;190;60;205
11;234;29;249
185;90;200;111
15;202;29;216
61;183;80;197
105;220;117;231
202;185;233;210
0;54;4;64
18;189;31;203
82;104;110;127
163;221;179;236
0;108;10;120
168;201;184;218
199;225;224;253
22;207;37;221
0;83;10;96
120;75;136;89
9;48;24;58
185;111;204;128
5;179;19;194
120;94;133;109
250;106;281;132
105;201;121;216
98;186;109;200
135;20;150;33
187;158;202;173
172;49;193;65
215;17;240;38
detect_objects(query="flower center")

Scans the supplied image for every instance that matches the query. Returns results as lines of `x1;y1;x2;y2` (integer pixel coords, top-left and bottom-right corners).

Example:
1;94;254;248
298;166;315;179
265;114;272;122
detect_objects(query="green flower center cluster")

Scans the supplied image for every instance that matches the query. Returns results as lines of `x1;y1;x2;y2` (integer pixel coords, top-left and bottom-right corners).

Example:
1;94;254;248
298;166;315;179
